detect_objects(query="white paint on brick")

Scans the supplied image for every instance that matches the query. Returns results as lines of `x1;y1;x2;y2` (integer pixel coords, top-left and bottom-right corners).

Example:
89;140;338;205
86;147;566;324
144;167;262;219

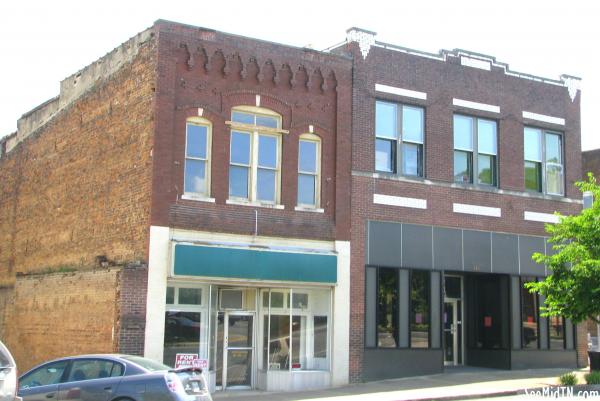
524;211;561;224
453;203;501;217
144;225;171;363
375;84;427;100
522;111;565;126
460;56;491;71
453;98;500;114
373;193;427;209
333;240;350;386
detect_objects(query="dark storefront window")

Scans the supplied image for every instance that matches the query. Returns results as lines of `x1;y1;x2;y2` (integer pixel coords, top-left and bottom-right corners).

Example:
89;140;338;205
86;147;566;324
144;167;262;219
377;268;398;348
549;316;566;350
163;311;201;367
410;270;430;348
521;277;539;349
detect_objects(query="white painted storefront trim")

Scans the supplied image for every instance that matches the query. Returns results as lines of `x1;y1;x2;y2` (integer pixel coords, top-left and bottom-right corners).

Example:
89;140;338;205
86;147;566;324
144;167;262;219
375;84;427;100
453;98;500;113
524;211;561;224
144;225;171;363
453;203;501;217
522;111;565;126
373;193;427;209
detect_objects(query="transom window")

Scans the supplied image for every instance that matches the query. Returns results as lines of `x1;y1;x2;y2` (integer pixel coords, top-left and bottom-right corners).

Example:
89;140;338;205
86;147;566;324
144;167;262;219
184;118;211;197
454;115;498;186
524;128;563;195
375;101;424;176
298;135;321;208
229;107;283;203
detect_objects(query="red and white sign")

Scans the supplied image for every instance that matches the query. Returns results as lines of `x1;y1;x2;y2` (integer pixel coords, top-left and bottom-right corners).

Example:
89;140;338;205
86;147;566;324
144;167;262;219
193;359;208;370
175;353;198;368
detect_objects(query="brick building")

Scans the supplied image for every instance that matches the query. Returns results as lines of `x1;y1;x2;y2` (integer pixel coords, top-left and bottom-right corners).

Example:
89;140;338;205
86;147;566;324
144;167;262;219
0;20;587;393
329;28;586;381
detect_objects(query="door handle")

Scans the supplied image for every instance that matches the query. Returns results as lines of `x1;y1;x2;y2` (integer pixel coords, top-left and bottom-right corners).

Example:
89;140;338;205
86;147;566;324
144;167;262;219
46;393;55;399
104;387;112;392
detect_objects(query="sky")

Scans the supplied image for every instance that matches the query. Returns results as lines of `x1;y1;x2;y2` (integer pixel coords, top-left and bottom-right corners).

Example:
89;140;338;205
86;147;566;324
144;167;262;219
0;0;598;149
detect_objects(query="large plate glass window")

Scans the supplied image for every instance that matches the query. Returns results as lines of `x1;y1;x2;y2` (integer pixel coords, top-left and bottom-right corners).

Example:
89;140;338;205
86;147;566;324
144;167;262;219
298;136;321;207
260;288;330;372
184;118;211;197
163;285;205;367
520;277;539;349
454;115;497;186
375;101;424;176
524;128;563;195
228;107;283;203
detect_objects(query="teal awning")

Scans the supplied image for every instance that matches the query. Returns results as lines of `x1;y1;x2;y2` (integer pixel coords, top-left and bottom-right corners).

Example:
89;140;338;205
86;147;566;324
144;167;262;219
173;244;337;283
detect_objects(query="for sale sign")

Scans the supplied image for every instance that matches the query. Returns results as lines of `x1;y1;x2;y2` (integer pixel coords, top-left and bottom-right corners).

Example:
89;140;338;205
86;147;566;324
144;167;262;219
174;353;199;368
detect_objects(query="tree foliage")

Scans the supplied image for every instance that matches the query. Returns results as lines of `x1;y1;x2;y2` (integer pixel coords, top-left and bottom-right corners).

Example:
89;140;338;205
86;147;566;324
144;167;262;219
526;174;600;324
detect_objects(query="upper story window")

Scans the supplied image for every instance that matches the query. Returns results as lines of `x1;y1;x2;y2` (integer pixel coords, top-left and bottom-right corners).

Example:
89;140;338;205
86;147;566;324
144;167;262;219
228;107;283;204
298;134;321;208
524;128;563;195
453;115;497;186
184;118;211;197
375;101;424;177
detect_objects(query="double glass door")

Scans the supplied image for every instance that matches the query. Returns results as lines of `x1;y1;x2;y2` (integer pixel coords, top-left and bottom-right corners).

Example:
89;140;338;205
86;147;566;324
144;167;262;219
216;312;254;389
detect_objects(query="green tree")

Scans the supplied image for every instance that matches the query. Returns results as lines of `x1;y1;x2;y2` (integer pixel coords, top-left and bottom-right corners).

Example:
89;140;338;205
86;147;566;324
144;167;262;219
526;174;600;324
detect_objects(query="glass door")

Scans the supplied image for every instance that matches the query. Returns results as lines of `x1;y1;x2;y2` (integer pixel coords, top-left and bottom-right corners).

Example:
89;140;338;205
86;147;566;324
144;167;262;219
443;299;463;366
216;312;254;390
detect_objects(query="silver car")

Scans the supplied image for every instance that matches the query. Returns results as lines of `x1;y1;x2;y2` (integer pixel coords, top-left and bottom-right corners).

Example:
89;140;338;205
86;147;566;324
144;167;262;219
0;341;20;401
18;355;211;401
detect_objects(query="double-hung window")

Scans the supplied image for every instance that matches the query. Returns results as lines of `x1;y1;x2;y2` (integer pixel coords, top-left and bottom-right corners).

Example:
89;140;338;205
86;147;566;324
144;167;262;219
298;135;321;208
453;115;497;186
184;118;211;197
228;107;283;204
524;128;563;195
375;101;424;176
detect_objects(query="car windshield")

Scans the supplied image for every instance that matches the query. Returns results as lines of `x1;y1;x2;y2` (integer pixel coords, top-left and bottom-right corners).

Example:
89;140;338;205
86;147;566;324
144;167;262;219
121;356;171;372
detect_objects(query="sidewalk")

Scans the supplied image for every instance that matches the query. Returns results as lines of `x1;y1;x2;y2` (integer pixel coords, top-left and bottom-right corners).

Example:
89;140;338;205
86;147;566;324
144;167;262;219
213;367;588;401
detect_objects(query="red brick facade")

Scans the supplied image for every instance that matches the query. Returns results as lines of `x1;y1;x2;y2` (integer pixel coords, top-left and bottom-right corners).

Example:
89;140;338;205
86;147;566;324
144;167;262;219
149;21;353;242
334;37;583;381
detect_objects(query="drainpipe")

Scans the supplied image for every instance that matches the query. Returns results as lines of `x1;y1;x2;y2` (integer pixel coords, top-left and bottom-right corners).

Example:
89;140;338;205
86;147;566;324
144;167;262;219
582;191;599;350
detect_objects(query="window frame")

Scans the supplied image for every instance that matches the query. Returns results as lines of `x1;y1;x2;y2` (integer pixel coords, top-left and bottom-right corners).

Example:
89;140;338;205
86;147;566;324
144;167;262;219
183;117;212;199
453;114;498;187
371;267;433;350
375;100;425;177
297;134;322;208
228;106;284;205
524;127;564;196
520;276;541;350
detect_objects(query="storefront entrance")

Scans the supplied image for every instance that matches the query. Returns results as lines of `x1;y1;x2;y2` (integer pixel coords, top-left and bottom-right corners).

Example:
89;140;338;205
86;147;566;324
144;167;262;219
216;312;255;390
444;275;464;366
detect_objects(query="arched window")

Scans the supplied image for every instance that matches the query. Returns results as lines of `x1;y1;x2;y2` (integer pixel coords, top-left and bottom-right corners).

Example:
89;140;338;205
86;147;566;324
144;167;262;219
184;117;212;198
297;133;321;208
227;106;286;204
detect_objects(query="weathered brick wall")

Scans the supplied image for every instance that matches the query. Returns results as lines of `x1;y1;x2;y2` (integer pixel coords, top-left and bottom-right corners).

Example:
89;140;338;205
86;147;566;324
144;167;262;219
2;269;120;371
0;29;157;370
150;21;353;241
0;36;156;277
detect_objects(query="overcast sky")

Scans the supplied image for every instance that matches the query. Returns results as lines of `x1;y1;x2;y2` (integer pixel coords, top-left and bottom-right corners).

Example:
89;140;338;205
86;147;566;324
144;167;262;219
1;0;598;149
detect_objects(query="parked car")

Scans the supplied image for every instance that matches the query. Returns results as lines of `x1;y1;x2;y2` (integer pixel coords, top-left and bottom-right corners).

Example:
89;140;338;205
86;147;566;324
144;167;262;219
18;355;211;401
0;341;20;401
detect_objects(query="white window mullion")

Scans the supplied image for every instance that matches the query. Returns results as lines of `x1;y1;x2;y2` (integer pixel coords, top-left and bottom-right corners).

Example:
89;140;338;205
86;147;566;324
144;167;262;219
251;131;259;201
